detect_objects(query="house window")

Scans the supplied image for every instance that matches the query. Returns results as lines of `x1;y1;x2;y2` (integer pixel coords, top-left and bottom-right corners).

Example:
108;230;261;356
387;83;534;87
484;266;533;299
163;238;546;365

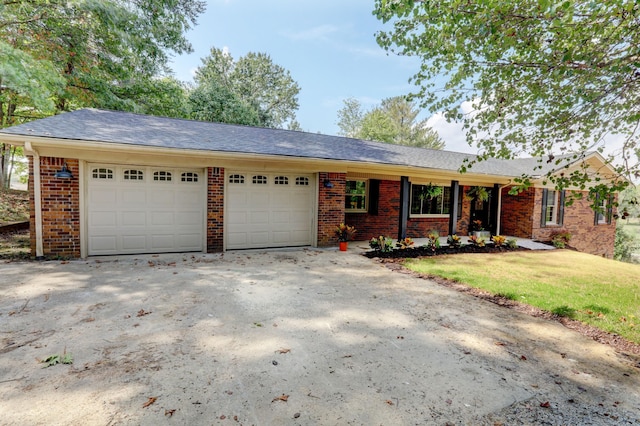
92;168;113;179
123;169;144;181
541;189;565;227
410;185;451;216
345;180;367;212
153;171;172;181
181;172;198;182
595;195;612;225
274;176;289;185
295;177;309;186
252;175;268;185
228;174;245;184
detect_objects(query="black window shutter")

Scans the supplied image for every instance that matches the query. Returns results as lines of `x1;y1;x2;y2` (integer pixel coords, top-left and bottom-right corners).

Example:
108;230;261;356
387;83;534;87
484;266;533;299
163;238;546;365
540;188;548;228
558;190;565;226
593;193;600;226
607;194;613;225
368;179;380;215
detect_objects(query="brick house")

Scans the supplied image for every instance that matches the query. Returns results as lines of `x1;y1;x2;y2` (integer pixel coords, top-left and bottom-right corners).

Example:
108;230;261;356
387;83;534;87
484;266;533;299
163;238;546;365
0;109;618;259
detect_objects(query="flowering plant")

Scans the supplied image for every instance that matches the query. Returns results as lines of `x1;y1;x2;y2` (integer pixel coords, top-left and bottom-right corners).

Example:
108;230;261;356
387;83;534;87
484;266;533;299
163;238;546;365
472;219;484;231
447;234;462;248
369;236;393;252
396;237;414;249
335;223;357;242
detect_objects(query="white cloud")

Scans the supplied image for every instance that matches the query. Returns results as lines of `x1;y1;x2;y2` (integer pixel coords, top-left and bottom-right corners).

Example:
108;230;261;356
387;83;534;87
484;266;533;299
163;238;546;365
426;112;476;154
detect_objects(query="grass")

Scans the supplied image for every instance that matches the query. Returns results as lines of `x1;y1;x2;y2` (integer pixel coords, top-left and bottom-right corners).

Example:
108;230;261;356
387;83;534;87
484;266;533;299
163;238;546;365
0;189;29;225
404;250;640;344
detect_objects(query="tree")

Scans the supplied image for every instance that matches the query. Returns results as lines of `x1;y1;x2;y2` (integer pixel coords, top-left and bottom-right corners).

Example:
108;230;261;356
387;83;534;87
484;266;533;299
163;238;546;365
336;98;365;138
336;96;445;149
374;0;638;194
192;47;300;128
188;80;260;126
0;0;205;188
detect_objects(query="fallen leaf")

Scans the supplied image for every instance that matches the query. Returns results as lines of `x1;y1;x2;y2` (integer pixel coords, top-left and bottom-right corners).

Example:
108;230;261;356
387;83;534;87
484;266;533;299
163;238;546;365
164;409;176;417
293;413;300;419
142;397;157;408
495;341;506;346
385;399;394;406
540;401;550;408
272;394;289;402
137;309;151;317
220;415;226;420
276;348;291;354
520;355;527;361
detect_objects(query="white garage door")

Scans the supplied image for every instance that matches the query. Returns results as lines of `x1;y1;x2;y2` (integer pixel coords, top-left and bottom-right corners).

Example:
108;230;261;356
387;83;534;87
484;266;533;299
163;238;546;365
226;172;315;250
87;164;205;255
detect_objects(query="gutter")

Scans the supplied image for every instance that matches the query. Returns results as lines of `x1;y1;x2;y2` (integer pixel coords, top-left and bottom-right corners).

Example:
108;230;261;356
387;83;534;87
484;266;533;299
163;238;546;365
24;142;44;260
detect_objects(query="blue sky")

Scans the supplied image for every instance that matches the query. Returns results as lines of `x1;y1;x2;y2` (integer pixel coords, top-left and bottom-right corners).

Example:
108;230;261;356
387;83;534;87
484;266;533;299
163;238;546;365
169;0;472;153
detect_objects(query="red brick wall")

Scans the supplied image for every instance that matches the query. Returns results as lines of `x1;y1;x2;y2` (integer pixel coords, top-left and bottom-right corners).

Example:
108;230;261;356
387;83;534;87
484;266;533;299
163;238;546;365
346;180;456;241
501;187;616;257
346;180;399;239
500;187;535;238
207;167;224;252
317;172;346;246
29;157;81;258
531;189;616;258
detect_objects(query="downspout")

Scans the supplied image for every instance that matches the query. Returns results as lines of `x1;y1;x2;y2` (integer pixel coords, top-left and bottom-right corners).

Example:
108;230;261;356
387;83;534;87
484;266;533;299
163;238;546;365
24;142;44;260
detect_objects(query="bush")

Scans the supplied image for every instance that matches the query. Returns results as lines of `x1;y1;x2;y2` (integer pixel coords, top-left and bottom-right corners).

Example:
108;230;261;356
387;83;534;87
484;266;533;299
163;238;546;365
550;231;572;248
615;225;638;262
369;236;393;253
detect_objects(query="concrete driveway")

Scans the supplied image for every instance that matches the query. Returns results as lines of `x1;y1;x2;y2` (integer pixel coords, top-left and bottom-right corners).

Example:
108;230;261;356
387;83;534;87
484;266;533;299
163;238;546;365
1;249;639;425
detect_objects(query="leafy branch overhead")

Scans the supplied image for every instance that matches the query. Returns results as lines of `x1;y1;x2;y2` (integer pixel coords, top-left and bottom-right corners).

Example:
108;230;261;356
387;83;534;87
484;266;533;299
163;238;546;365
374;0;640;191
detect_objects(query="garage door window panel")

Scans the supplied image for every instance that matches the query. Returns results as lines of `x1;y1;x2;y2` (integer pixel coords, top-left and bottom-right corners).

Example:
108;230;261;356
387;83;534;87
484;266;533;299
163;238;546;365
274;176;289;185
253;175;268;185
153;171;172;182
124;169;144;181
92;168;114;180
182;172;199;183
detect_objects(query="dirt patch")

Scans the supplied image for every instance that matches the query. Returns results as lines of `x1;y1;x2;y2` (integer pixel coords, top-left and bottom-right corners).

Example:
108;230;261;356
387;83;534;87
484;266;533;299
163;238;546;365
1;250;639;425
0;189;29;226
381;258;640;358
0;229;30;260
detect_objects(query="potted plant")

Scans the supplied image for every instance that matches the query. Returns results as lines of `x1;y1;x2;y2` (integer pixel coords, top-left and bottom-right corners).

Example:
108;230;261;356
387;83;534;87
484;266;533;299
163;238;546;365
471;219;491;240
467;186;490;202
335;223;356;251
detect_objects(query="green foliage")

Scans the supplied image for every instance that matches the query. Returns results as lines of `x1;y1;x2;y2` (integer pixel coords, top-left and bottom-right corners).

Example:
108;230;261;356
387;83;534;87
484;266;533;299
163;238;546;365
41;351;73;368
491;235;506;247
374;0;639;189
369;236;393;252
614;225;638;263
505;238;518;249
550;231;572;248
469;235;486;247
446;234;462;248
336;96;444;149
191;47;300;128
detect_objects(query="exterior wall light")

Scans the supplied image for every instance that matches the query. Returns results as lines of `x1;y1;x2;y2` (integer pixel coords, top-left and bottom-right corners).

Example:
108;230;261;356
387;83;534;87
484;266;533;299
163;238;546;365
323;179;334;188
54;162;74;179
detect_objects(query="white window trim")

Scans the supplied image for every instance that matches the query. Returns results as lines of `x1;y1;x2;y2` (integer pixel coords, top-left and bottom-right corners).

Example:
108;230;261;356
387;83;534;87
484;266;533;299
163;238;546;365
545;190;559;225
596;197;608;224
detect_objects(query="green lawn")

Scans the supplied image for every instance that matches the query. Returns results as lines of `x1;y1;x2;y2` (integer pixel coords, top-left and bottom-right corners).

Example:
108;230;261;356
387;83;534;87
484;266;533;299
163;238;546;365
404;250;640;344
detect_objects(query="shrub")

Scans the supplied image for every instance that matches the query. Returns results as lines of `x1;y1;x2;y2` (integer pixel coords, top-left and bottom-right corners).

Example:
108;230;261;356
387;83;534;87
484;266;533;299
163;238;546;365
369;236;393;253
423;231;440;251
469;235;486;247
615;225;638;262
491;235;506;247
550;231;572;248
396;237;414;250
506;238;518;249
447;234;462;248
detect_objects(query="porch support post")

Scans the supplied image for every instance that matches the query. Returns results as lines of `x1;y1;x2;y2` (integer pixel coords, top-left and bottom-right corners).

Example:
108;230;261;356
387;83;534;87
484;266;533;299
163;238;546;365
490;183;500;235
448;180;459;235
398;176;410;241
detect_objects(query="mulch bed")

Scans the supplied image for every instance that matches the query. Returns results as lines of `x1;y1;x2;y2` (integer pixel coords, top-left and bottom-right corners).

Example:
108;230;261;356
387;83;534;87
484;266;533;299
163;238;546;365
363;244;528;259
372;255;640;362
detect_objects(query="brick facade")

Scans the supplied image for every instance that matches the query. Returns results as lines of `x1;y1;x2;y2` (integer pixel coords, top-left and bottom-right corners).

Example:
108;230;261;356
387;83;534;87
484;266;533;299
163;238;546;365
207;167;225;252
317;172;346;246
25;160;615;258
501;187;616;258
346;180;471;241
29;157;81;258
